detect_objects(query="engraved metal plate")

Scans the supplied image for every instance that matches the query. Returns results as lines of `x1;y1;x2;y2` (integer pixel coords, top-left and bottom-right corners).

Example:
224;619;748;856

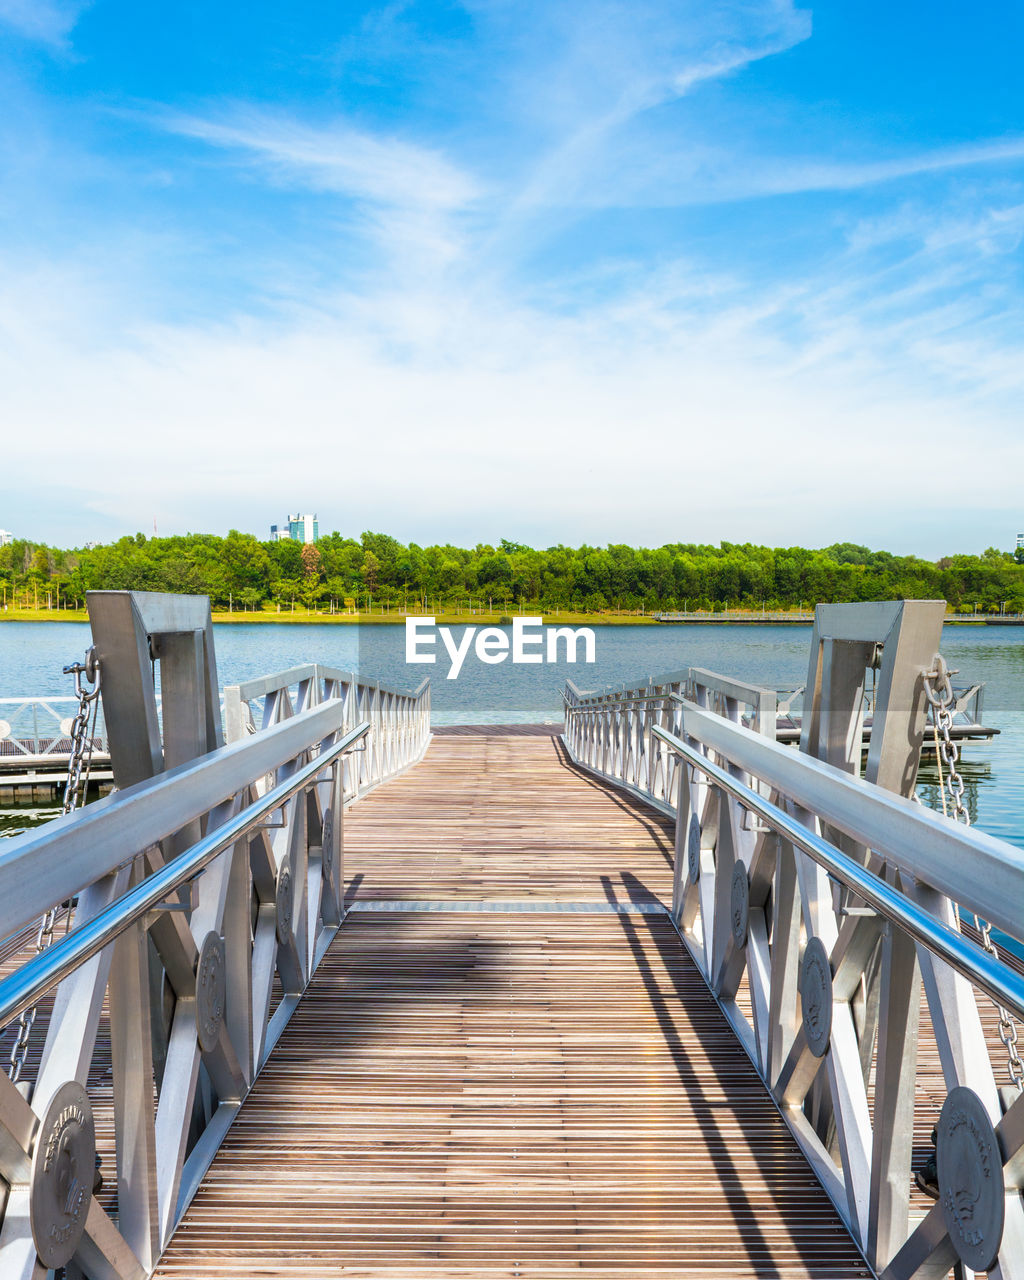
687;817;701;883
937;1086;1004;1273
322;809;334;871
730;863;749;949
196;931;226;1054
800;936;833;1058
30;1080;95;1269
276;865;293;944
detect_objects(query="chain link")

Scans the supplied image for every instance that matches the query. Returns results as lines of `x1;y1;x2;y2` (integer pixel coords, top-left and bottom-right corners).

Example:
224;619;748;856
924;654;1024;1093
7;648;101;1088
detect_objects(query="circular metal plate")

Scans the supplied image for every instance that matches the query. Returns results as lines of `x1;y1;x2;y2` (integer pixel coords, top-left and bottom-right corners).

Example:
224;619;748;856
800;937;833;1058
687;817;701;883
30;1080;95;1269
195;931;226;1054
276;865;293;944
937;1086;1005;1273
322;809;334;872
730;863;749;949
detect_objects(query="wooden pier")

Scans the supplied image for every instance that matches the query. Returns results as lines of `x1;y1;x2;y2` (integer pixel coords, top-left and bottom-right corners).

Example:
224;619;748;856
153;728;868;1278
1;594;1023;1280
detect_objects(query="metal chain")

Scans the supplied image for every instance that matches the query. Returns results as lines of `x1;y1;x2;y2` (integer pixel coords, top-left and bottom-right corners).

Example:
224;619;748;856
7;648;101;1087
924;654;1024;1093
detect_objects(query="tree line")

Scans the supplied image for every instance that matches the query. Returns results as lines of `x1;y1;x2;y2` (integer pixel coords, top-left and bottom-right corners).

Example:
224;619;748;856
2;531;1023;614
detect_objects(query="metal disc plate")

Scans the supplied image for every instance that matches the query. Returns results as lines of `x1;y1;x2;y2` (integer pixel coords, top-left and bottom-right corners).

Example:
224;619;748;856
322;809;334;872
276;865;293;944
30;1080;95;1269
687;817;701;883
937;1086;1004;1273
800;937;833;1058
730;863;749;949
196;931;226;1054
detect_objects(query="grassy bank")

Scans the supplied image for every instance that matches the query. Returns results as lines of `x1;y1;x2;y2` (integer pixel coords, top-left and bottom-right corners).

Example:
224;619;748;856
0;605;667;626
1;605;995;627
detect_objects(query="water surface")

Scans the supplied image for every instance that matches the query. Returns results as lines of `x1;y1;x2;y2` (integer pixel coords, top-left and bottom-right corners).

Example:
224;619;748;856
1;620;1020;852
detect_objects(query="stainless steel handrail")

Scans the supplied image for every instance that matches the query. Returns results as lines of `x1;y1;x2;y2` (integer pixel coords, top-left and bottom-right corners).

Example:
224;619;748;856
230;664;430;704
565;690;670;709
651;721;1024;1022
0;720;371;1030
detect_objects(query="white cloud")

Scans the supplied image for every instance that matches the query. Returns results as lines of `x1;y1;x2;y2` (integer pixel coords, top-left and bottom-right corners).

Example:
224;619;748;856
0;0;87;46
160;109;480;211
1;226;1021;554
734;138;1024;201
153;107;483;284
475;0;812;239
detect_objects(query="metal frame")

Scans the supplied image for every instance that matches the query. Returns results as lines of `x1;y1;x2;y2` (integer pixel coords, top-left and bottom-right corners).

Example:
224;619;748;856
563;601;1024;1278
563;665;778;815
0;593;433;1279
0;698;110;764
224;663;431;801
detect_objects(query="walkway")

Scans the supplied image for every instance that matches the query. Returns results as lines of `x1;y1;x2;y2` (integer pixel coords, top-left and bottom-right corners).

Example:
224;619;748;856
153;729;869;1278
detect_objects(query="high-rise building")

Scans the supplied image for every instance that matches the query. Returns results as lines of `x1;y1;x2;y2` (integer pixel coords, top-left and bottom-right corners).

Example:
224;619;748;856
1017;533;1024;551
270;514;319;544
0;529;13;547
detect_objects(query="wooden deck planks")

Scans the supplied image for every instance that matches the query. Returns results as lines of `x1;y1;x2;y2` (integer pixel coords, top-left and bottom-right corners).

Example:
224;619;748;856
2;727;1016;1275
155;731;870;1278
343;731;675;907
154;912;870;1278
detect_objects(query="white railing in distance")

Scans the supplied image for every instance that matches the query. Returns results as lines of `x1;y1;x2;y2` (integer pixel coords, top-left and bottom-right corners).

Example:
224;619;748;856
223;663;430;801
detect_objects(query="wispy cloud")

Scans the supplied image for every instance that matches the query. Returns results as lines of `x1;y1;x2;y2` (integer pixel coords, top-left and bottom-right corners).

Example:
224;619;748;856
475;0;812;231
159;108;480;211
0;0;87;47
576;132;1024;216
3;183;1022;553
153;106;482;282
670;29;809;98
728;137;1024;201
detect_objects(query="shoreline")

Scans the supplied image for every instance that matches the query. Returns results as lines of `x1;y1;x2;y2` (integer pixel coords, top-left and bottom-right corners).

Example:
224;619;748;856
0;609;1005;628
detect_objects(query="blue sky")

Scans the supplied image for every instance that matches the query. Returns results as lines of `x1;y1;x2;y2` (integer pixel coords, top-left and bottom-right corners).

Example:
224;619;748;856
0;1;1022;555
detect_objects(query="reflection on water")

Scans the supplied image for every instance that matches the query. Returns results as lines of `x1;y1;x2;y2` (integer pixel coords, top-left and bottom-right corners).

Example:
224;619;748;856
915;758;990;828
917;717;1024;855
0;801;61;840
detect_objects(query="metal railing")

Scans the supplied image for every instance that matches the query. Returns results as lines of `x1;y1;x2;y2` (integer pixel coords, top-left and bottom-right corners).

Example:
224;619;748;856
563;658;1024;1279
1;669;433;784
564;667;777;812
0;722;368;1031
0;657;430;1279
0;696;109;763
224;663;431;800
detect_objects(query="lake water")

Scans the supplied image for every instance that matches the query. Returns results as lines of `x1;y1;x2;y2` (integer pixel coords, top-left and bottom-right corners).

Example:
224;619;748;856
1;620;1021;854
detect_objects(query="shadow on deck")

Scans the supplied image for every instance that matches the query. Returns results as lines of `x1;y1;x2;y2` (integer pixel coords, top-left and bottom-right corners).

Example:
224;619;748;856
153;729;870;1279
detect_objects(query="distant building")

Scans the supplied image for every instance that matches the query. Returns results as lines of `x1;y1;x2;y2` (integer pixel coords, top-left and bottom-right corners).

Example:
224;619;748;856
0;529;13;546
271;513;319;544
1017;533;1024;551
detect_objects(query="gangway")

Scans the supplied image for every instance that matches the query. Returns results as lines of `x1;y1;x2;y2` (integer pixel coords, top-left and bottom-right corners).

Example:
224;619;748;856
0;593;1020;1279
